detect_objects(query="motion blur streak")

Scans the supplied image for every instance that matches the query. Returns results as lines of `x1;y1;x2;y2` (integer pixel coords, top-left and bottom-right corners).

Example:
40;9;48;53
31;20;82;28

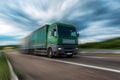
0;0;120;45
41;57;120;73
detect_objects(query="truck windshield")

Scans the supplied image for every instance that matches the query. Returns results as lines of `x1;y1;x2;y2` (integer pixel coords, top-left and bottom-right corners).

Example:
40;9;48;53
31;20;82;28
58;26;77;37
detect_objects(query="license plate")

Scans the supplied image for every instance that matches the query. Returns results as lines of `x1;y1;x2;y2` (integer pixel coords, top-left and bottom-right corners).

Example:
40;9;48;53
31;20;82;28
67;53;72;55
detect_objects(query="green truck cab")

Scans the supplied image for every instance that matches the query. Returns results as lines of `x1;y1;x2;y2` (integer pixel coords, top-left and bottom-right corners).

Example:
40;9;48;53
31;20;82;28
21;22;79;57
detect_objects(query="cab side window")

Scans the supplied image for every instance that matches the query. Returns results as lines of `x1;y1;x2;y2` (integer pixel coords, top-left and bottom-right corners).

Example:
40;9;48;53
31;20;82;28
51;28;56;37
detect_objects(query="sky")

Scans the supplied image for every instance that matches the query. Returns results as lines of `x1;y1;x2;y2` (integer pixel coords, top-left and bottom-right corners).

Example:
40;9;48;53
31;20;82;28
0;0;120;45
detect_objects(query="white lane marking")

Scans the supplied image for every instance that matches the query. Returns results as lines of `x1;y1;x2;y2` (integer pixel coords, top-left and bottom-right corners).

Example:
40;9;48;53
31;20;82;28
7;59;19;80
39;57;120;73
81;56;105;59
12;52;120;74
80;50;120;54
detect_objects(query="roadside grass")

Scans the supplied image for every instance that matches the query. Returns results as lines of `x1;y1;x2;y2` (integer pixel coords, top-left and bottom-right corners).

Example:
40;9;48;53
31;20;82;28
79;38;120;49
14;70;24;80
0;51;25;80
0;52;11;80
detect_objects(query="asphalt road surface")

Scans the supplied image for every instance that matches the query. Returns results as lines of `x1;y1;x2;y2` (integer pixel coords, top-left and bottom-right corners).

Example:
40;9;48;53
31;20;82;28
80;49;120;54
7;51;120;80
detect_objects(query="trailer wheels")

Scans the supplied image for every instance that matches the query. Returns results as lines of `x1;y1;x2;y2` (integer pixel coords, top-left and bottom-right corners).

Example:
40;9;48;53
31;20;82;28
47;48;54;58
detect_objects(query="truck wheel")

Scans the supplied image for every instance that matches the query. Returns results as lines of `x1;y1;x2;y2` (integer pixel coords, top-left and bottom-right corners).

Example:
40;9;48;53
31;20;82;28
47;48;54;58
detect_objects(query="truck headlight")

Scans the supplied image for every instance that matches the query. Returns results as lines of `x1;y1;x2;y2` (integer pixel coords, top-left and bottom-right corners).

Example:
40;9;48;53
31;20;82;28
58;48;62;50
76;48;78;50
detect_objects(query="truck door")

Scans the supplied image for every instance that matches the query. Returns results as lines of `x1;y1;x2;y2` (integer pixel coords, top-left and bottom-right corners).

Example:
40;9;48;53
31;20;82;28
48;24;58;45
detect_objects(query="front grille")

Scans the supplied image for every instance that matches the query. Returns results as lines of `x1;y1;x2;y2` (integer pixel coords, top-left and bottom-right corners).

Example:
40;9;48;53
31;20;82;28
65;51;73;53
64;48;73;49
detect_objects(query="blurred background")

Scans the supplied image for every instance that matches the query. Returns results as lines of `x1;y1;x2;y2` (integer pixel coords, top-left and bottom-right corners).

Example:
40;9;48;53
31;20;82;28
0;1;120;80
0;0;120;49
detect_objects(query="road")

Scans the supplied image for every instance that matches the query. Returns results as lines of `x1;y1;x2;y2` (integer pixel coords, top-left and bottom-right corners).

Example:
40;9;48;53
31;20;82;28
7;51;120;80
80;49;120;54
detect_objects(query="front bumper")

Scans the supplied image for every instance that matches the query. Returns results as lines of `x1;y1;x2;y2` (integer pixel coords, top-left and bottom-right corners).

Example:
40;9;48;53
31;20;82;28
55;45;78;56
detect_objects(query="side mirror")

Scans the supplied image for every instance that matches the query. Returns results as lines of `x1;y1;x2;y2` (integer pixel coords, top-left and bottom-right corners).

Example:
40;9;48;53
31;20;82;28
77;33;79;37
54;31;57;37
53;29;57;37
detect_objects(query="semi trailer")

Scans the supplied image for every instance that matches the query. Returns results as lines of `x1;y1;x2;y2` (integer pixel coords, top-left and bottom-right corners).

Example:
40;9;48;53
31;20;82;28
21;22;79;57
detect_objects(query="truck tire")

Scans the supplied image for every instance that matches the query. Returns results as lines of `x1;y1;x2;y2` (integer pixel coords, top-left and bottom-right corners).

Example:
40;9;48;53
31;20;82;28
47;48;54;58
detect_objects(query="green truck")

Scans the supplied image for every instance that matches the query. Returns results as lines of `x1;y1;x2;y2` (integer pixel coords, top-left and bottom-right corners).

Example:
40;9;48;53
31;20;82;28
21;22;79;57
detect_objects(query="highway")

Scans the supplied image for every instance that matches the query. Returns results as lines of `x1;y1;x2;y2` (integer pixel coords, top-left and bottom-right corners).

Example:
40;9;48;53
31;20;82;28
80;49;120;54
7;51;120;80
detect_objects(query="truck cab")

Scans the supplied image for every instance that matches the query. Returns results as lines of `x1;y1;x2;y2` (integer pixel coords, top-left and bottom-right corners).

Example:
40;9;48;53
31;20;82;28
47;23;79;57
